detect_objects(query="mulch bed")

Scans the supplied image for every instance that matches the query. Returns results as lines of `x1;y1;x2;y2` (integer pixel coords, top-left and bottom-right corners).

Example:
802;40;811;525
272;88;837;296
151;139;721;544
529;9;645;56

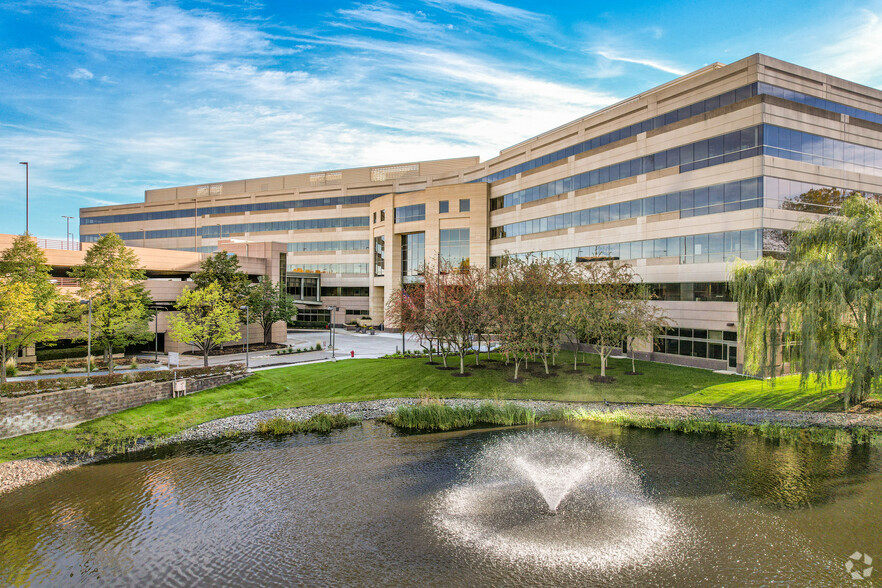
451;372;472;378
624;371;642;376
435;366;456;371
506;377;525;384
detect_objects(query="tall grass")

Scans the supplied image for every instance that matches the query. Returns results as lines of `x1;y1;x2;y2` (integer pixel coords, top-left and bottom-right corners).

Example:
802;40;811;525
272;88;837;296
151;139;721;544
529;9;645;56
4;357;17;377
564;408;882;447
256;412;360;435
382;402;541;431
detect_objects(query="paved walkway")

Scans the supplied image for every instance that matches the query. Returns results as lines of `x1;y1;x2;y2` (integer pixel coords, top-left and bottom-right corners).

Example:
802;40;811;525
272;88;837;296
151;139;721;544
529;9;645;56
7;330;419;381
152;329;420;371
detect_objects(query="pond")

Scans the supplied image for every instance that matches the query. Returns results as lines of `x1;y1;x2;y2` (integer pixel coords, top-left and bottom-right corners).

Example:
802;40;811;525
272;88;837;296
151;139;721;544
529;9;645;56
1;421;880;586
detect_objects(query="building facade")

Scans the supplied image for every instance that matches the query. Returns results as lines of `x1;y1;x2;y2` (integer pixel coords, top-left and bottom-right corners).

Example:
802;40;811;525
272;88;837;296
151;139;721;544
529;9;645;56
80;54;882;371
0;235;290;360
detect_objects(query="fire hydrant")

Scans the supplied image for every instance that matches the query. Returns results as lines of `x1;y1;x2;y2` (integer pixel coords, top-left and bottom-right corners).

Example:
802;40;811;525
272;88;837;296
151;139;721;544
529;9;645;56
350;350;355;358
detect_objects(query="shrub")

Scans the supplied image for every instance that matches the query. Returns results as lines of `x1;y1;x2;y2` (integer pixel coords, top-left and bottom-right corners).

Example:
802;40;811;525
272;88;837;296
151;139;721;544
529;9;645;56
60;364;70;374
4;357;17;377
256;412;360;435
33;366;43;375
315;342;322;351
130;360;139;370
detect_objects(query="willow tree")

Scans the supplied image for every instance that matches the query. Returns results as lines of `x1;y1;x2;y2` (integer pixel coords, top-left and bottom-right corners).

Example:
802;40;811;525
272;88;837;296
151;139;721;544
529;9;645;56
731;194;882;408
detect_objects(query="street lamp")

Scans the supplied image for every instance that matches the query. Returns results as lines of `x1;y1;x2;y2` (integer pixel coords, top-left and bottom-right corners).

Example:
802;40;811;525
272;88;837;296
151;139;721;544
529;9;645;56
240;305;250;370
325;306;337;359
62;216;74;250
19;162;28;234
80;299;92;380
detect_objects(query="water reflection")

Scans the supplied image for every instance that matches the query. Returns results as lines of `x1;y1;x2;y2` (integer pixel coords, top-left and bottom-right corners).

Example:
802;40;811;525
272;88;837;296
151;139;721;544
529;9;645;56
0;422;879;587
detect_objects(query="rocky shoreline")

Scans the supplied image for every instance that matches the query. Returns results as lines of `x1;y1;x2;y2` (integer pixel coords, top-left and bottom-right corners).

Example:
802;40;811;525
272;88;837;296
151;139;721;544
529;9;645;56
3;398;881;495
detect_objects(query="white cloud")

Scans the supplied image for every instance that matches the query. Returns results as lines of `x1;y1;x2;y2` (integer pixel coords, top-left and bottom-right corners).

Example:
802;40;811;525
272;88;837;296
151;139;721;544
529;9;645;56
69;67;94;80
595;50;687;76
54;0;282;58
809;9;882;84
423;0;547;25
336;2;447;36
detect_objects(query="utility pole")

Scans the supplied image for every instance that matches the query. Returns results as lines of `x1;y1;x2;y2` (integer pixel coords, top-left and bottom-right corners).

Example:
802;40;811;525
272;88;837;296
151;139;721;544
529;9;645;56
19;162;28;234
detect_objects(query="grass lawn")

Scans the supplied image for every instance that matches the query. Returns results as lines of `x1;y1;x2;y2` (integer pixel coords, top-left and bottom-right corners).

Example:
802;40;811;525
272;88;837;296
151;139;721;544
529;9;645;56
0;351;864;462
672;372;851;411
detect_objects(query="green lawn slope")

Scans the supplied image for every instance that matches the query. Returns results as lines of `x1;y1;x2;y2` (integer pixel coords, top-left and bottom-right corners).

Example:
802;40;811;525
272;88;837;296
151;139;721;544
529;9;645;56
0;352;865;462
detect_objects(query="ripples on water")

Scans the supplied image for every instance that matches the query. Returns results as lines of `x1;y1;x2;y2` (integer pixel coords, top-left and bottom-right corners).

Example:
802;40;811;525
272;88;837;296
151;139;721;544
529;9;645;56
0;422;880;587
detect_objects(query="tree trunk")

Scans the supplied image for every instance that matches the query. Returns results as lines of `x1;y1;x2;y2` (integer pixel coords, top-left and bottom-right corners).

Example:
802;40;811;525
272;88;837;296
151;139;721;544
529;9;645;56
513;359;520;380
264;324;272;346
204;348;210;368
474;334;480;365
107;344;114;374
573;343;578;371
542;355;549;374
599;343;606;377
460;353;465;374
1;344;7;384
630;339;636;373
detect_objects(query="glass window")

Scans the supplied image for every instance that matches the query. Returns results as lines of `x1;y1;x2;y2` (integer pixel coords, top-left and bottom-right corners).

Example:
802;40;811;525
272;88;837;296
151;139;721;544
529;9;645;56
440;229;470;270
373;236;385;277
439;200;449;214
401;232;425;283
459;199;470;212
395;204;426;223
679;340;693;356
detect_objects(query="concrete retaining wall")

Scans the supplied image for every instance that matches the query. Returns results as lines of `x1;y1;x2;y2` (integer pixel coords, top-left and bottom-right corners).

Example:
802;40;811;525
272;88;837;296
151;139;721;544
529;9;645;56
0;373;244;439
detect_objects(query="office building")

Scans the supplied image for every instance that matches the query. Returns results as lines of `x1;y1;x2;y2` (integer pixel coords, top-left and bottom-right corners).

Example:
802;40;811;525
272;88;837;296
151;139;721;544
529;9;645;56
80;54;882;371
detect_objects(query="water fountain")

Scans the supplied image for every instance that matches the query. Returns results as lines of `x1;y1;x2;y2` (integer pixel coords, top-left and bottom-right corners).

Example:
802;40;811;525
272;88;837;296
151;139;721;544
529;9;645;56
432;429;686;570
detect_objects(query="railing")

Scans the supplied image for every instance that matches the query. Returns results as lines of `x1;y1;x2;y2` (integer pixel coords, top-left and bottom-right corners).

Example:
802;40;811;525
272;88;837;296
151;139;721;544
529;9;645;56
37;238;82;251
50;277;80;288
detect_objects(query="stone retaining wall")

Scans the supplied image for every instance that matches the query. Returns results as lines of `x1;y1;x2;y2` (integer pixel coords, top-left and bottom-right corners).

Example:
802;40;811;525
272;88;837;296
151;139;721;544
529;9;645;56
0;373;244;439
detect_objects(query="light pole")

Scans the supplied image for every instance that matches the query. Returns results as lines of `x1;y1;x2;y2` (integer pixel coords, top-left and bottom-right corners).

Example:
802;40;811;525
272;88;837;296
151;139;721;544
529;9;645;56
62;216;74;250
19;162;28;234
240;305;250;370
80;299;92;380
150;304;161;364
326;306;337;359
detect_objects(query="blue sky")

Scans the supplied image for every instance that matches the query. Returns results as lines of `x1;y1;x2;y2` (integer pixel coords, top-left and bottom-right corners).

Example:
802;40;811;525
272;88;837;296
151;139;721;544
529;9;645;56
2;0;881;239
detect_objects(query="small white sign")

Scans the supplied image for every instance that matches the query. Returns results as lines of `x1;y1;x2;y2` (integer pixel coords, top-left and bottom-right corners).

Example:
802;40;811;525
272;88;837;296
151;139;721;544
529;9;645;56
168;352;180;367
